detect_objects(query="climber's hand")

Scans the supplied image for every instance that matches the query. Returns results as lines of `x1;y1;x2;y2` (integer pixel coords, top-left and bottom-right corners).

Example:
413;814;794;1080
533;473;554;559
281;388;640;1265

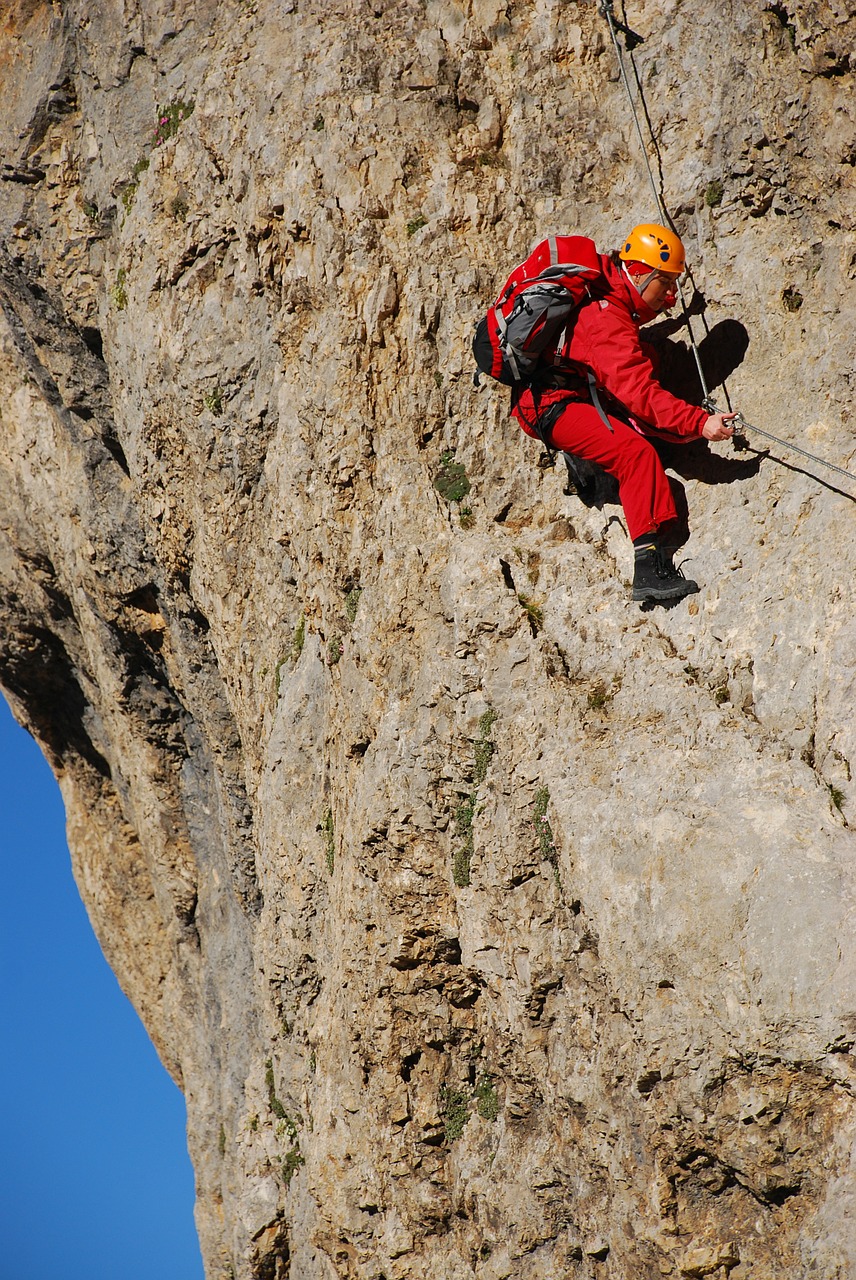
702;412;737;442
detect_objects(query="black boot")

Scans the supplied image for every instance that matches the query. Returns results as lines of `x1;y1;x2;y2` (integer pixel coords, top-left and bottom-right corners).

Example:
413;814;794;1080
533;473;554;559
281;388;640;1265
632;538;699;603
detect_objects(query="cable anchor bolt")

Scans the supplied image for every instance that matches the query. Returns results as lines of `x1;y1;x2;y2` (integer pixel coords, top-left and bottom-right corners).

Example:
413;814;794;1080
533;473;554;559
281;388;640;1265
704;399;749;451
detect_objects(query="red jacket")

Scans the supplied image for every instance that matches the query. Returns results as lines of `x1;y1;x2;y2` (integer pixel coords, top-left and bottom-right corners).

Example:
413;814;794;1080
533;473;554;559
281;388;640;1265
514;252;707;440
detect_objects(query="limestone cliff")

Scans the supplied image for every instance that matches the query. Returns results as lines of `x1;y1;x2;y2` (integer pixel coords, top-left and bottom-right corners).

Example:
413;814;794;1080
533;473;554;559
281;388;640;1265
1;1;855;1276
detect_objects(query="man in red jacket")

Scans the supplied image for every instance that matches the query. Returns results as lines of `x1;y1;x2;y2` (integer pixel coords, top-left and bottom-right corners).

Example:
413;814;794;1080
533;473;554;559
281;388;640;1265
514;223;737;604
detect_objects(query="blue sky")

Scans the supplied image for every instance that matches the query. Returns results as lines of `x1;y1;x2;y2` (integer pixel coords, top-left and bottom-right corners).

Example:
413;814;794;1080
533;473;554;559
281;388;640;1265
0;694;204;1280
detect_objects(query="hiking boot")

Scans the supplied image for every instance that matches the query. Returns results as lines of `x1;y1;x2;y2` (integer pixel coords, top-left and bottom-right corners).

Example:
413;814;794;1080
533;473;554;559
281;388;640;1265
632;543;699;603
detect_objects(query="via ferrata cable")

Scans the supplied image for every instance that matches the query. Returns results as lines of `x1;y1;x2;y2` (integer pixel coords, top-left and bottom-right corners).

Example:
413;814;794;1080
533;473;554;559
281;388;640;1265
705;408;856;486
599;1;664;221
598;0;856;488
599;0;713;404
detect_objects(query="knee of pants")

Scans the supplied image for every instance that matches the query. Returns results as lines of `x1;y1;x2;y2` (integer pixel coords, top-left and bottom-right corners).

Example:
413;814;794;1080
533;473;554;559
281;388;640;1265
613;433;663;483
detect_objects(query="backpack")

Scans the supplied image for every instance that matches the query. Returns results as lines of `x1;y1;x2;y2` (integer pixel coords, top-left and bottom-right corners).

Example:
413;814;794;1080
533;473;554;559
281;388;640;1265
472;235;603;387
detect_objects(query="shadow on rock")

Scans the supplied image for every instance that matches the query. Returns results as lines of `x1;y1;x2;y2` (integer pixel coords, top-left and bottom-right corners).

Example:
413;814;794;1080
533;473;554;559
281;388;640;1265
647;317;750;405
561;452;620;507
655;438;765;486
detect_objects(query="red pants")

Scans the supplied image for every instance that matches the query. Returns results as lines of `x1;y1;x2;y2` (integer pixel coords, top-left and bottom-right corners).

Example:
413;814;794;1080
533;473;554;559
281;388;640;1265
521;400;680;541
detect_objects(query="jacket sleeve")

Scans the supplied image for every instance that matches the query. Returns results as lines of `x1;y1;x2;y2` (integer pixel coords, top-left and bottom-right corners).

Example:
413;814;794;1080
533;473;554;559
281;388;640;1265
577;298;708;437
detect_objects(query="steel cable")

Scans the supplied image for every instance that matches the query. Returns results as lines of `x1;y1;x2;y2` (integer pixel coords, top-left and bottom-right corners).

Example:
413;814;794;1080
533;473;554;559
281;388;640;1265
598;0;856;487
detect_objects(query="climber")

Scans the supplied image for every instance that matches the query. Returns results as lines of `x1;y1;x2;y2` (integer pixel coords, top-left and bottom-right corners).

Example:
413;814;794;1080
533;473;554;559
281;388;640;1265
513;223;737;604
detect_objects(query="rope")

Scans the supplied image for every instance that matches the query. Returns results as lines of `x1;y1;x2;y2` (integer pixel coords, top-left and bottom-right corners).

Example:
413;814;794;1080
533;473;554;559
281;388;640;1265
598;0;856;489
599;1;713;403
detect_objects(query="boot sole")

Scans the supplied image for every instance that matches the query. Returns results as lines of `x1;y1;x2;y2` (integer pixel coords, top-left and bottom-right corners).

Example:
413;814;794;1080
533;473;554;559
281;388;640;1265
632;581;699;602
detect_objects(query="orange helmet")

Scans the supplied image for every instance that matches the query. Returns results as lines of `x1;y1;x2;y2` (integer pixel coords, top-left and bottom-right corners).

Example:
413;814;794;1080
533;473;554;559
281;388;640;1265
619;223;686;274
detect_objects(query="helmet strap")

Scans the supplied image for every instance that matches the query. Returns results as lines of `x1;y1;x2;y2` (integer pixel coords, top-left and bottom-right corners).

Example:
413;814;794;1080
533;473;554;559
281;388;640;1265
621;261;657;296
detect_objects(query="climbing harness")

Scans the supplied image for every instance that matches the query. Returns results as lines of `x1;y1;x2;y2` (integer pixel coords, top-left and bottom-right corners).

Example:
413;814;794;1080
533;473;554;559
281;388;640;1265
598;0;856;489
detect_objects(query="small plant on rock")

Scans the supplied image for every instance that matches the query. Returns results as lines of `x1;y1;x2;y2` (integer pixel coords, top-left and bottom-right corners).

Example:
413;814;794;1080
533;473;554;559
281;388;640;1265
281;1147;305;1185
517;593;543;635
275;1115;298;1144
274;657;287;696
452;708;497;887
473;708;497;784
587;680;611;710
121;159;150;212
291;613;306;663
533;787;557;865
705;179;724;208
344;587;362;624
782;286;803;313
111;267;128;310
442;1085;471;1141
452;795;476;888
474;1075;499;1121
154;100;195;147
434;450;471;504
265;1058;287;1120
829;783;845;813
203;386;223;415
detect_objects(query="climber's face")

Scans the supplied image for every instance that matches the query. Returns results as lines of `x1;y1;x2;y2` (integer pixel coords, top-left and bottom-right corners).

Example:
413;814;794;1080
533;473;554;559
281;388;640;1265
640;269;681;311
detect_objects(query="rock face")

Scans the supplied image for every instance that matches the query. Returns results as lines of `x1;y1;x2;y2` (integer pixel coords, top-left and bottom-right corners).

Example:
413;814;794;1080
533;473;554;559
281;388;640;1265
2;1;855;1275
